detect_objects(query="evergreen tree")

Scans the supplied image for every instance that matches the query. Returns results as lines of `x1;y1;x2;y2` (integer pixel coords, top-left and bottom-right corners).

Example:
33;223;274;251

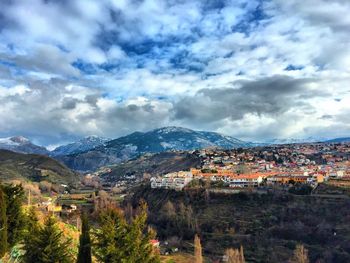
3;184;25;247
23;215;72;263
93;201;160;263
0;186;8;258
93;208;128;262
77;213;92;263
194;234;203;263
126;201;160;263
22;207;41;263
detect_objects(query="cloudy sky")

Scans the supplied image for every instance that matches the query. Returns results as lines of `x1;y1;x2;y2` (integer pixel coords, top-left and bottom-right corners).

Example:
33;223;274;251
1;0;350;146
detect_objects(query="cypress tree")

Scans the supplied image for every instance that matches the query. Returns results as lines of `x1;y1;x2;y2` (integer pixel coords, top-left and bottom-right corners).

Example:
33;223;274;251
77;213;92;263
0;186;8;258
23;215;71;263
3;184;25;247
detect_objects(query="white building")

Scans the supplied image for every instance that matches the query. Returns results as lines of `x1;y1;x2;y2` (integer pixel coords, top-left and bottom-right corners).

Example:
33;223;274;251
151;171;193;190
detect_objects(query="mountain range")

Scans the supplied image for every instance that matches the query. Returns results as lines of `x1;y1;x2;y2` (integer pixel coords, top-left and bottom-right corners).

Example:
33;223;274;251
56;126;255;171
1;127;350;172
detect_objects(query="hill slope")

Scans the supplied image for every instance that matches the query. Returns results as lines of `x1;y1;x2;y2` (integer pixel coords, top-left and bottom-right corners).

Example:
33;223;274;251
0;150;77;185
58;127;252;171
100;151;201;183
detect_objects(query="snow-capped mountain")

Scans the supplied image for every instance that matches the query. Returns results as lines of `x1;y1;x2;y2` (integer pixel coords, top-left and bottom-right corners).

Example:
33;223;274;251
57;126;254;171
51;135;110;156
0;136;49;155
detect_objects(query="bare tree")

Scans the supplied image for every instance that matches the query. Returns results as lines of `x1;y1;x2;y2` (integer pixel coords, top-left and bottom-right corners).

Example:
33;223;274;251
225;246;245;263
194;234;203;263
290;244;309;263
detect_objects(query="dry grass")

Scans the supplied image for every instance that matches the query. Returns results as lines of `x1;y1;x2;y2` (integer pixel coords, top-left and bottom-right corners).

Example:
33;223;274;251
161;253;195;263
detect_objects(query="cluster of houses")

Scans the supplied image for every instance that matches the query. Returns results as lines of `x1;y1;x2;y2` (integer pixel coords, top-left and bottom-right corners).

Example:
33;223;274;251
150;168;328;190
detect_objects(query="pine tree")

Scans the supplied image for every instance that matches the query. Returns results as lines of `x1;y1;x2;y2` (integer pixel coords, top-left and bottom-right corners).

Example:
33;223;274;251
77;213;92;263
93;207;128;262
2;184;25;247
22;207;41;263
290;244;309;263
23;215;72;263
0;186;8;258
126;201;160;263
93;201;160;263
194;234;203;263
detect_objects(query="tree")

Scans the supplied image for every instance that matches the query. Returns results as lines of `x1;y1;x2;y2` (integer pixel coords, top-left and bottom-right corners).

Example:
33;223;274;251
194;234;203;263
23;215;71;263
225;246;245;263
22;207;41;263
161;201;176;219
290;244;309;263
2;184;25;248
77;213;92;263
93;201;160;263
0;186;7;258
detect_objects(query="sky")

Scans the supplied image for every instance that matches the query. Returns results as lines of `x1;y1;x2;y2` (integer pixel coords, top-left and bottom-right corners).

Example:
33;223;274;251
1;0;350;146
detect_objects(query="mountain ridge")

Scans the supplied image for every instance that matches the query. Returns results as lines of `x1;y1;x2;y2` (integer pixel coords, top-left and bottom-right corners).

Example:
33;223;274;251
56;126;255;171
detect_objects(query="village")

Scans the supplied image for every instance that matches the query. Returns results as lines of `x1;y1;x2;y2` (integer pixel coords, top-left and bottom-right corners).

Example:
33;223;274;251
150;142;350;191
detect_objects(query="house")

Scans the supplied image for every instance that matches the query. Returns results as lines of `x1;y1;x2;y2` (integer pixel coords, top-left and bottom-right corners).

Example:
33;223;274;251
150;239;160;248
46;204;62;212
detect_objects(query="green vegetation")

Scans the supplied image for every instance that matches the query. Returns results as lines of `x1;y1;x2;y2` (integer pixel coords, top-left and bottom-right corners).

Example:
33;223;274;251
77;213;92;263
0;182;160;262
0;186;7;258
0;183;25;258
23;215;72;263
2;184;25;247
93;201;160;263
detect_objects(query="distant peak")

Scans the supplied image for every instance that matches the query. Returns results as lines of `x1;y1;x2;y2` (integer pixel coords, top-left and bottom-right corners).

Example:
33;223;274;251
153;126;193;133
82;135;109;141
10;136;30;144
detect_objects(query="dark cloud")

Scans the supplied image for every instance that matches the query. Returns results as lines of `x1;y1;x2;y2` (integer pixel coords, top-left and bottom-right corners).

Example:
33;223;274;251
173;76;324;124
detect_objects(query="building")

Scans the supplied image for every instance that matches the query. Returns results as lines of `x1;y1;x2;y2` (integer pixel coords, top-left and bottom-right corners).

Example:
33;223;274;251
228;174;263;188
151;171;193;190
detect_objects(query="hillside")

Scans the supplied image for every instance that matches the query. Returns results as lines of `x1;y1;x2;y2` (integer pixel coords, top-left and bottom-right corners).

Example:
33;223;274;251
131;186;350;263
0;149;78;185
58;127;252;171
100;151;201;183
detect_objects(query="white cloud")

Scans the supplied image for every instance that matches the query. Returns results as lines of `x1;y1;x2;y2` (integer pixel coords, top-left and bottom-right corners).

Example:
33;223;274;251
1;0;350;144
